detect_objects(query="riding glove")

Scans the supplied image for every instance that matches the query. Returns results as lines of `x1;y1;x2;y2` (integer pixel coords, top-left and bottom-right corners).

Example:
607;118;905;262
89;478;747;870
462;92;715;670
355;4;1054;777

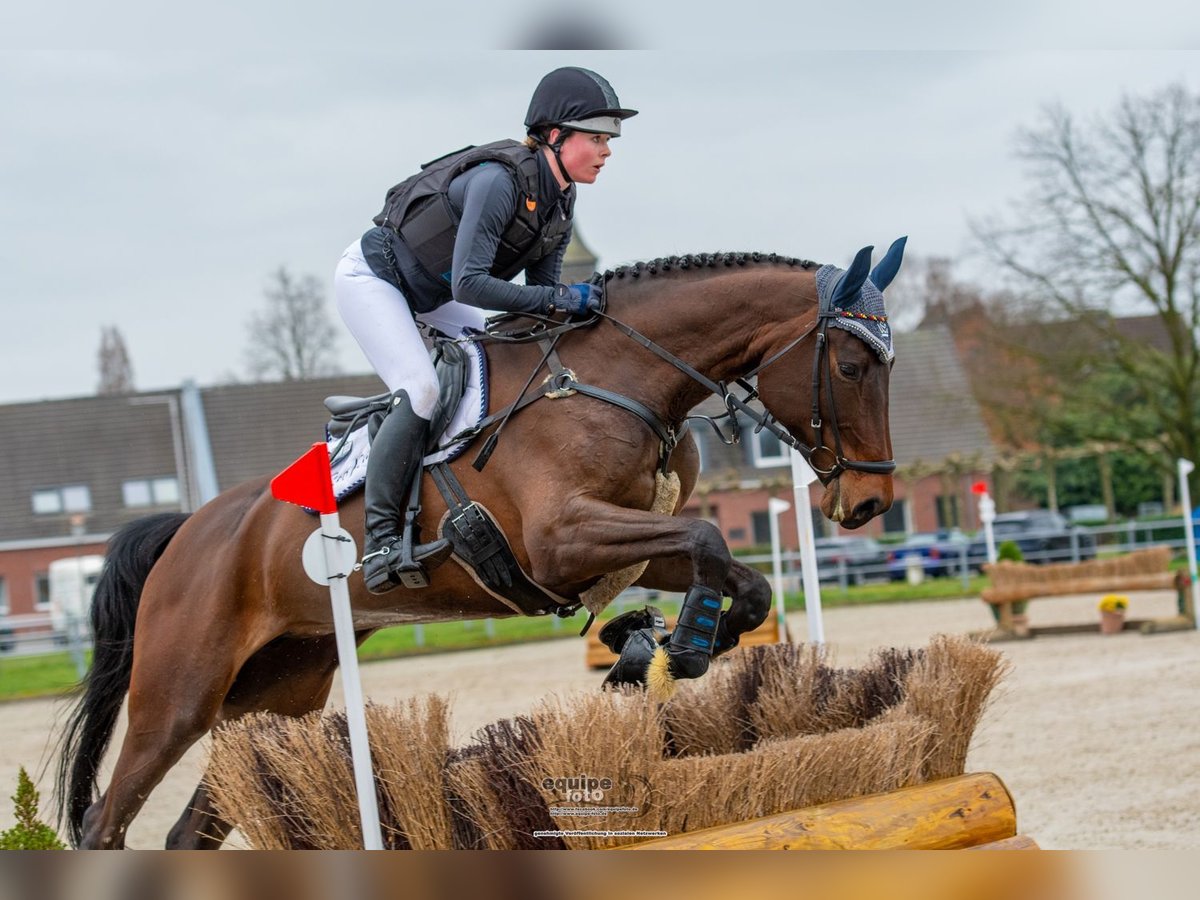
546;282;603;317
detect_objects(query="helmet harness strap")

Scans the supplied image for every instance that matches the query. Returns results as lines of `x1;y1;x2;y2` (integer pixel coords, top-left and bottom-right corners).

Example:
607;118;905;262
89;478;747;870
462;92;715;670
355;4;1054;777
545;127;574;186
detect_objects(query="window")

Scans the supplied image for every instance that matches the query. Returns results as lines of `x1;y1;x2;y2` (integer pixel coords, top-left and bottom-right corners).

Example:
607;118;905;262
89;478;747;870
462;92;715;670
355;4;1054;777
751;510;771;545
0;577;8;616
727;527;747;543
750;428;789;468
31;485;91;515
34;572;51;612
122;476;180;508
936;494;960;530
882;498;907;534
811;505;829;538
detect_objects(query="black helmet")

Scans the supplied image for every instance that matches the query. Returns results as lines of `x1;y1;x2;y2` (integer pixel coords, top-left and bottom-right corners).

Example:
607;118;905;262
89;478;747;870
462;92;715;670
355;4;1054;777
525;67;638;137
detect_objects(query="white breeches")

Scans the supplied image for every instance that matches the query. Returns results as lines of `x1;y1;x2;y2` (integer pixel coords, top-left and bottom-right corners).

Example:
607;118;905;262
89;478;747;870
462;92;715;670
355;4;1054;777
334;239;488;420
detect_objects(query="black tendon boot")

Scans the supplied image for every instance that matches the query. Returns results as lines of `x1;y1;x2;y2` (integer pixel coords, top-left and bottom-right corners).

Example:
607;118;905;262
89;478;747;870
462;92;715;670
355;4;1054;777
361;390;452;594
663;586;723;680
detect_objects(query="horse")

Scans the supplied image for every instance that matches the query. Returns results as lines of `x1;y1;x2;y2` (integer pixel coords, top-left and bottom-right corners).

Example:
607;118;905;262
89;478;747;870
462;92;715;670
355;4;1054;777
55;240;904;849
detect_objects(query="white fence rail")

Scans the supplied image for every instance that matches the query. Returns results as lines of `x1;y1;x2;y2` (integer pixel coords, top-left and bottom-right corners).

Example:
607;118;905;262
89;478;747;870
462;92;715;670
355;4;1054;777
0;612;90;677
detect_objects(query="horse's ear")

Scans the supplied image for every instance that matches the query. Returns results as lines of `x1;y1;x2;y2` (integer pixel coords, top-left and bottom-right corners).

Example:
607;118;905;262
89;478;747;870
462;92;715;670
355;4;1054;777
869;236;907;292
831;245;874;308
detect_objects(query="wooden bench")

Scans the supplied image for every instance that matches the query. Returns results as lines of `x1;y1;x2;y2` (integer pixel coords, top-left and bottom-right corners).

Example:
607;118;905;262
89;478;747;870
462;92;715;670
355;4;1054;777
980;546;1187;636
586;613;781;669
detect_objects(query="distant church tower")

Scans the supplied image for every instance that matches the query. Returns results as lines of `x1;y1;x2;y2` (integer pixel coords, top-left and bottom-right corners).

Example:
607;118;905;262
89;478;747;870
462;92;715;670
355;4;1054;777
560;226;599;282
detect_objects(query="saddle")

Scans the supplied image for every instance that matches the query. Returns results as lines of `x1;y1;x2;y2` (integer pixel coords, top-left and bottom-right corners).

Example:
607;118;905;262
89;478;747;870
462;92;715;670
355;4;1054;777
325;337;470;458
321;338;578;619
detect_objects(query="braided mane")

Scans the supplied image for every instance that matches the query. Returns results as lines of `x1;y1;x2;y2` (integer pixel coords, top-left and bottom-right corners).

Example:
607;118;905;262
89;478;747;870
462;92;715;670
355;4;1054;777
601;252;819;282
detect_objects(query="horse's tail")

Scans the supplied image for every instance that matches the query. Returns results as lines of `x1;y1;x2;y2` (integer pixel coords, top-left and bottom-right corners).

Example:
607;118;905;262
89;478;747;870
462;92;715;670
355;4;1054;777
54;511;190;847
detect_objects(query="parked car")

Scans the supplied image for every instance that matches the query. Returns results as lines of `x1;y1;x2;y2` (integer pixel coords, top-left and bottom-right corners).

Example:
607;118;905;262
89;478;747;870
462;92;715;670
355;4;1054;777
813;536;889;584
966;510;1097;568
886;530;970;581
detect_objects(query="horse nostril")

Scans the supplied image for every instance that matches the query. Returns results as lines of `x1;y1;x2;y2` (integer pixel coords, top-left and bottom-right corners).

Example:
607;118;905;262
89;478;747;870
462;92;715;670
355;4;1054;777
852;499;881;523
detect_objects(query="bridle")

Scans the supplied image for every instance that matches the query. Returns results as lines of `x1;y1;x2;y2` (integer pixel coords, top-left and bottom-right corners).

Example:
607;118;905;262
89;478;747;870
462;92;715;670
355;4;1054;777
598;291;897;481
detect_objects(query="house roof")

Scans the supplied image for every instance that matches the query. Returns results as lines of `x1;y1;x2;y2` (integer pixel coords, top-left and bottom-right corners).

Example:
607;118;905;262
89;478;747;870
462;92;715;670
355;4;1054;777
0;376;387;546
202;374;386;491
0;391;187;541
887;326;994;469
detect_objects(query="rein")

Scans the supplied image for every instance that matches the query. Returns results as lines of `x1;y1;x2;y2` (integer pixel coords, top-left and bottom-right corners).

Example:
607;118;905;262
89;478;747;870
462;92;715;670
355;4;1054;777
450;294;896;480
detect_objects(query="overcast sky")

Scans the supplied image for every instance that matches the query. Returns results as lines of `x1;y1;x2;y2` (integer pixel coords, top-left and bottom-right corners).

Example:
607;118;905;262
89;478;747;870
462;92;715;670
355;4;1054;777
2;7;1198;404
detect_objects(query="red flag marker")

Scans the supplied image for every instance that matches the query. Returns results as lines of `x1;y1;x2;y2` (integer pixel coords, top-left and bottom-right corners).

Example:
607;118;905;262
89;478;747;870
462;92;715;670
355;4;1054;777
271;443;337;514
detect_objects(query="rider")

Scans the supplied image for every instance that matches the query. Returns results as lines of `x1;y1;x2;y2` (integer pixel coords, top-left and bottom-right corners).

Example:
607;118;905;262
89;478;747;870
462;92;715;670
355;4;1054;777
335;66;637;594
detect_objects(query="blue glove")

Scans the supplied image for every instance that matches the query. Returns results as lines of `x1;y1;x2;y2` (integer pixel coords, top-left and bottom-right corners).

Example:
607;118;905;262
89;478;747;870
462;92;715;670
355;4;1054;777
547;282;603;317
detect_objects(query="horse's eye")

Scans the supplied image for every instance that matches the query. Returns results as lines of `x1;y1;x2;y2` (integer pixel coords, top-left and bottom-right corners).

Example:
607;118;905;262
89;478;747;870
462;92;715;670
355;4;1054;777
838;363;860;380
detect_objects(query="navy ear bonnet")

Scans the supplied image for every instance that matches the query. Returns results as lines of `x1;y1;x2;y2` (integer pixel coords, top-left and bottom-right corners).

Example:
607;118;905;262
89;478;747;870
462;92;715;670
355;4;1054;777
814;236;906;364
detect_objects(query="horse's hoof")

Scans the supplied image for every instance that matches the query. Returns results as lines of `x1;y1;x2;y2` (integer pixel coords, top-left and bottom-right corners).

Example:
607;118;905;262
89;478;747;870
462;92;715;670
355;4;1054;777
598;606;667;654
602;626;664;689
665;644;712;680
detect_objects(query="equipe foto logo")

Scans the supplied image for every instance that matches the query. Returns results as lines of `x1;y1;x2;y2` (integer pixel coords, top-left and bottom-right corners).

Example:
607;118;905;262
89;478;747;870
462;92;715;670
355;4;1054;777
541;772;654;819
542;774;613;803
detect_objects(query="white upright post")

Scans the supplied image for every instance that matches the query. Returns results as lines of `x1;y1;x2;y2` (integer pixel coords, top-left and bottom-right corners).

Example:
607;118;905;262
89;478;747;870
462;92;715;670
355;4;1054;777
1178;459;1200;617
767;497;791;642
979;492;998;564
790;451;826;645
273;444;383;850
318;512;384;851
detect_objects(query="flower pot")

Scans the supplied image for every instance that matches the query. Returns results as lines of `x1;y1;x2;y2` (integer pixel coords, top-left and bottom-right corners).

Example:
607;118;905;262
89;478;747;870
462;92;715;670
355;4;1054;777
1099;610;1125;635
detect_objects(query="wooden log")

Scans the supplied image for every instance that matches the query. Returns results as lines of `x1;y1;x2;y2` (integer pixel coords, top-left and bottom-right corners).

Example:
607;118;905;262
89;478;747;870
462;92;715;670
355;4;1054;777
586;614;779;670
622;772;1016;850
981;572;1176;605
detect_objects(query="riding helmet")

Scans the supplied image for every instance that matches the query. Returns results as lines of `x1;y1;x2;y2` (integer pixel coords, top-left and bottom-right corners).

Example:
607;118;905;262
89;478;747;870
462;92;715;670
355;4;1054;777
525;67;638;137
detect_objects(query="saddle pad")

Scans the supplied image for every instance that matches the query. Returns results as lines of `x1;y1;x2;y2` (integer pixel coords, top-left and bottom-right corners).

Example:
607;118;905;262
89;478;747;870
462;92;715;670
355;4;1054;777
326;336;488;504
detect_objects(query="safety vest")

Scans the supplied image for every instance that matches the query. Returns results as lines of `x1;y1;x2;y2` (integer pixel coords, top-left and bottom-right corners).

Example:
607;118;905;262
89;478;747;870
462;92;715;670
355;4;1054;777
372;140;573;285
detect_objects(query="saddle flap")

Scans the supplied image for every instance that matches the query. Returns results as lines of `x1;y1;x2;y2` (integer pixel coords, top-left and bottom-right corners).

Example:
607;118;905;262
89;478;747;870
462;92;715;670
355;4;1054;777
429;339;469;444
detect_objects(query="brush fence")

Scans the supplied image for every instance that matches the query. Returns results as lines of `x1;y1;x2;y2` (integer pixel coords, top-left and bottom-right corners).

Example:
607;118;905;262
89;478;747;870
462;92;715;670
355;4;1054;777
206;635;1008;850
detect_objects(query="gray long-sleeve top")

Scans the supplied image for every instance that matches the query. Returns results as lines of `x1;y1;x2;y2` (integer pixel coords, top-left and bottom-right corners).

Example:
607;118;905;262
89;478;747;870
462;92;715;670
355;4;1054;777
361;151;574;315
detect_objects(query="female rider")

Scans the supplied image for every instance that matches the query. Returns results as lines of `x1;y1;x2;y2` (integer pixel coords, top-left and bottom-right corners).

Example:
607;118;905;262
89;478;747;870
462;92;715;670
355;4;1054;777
334;66;637;593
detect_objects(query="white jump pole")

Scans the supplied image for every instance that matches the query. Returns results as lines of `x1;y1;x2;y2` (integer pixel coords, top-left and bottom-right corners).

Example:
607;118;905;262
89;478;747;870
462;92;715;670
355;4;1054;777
272;444;383;850
790;450;826;645
1178;458;1199;618
767;496;791;642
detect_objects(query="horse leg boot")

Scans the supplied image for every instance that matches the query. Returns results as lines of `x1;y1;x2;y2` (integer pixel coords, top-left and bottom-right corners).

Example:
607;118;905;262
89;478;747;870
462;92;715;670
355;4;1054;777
603;586;723;697
664;585;724;678
361;390;451;593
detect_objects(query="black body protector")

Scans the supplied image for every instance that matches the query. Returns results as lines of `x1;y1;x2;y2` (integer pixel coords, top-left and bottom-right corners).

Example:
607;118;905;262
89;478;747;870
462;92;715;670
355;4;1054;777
373;140;572;286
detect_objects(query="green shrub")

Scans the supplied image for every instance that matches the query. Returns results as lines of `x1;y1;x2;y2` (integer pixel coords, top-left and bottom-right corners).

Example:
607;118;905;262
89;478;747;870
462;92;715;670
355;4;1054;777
990;541;1029;620
997;540;1024;563
0;767;65;850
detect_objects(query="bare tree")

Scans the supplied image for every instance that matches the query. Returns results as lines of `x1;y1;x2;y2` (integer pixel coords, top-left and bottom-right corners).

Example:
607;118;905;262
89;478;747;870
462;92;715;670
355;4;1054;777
244;268;341;381
975;83;1200;490
97;325;134;395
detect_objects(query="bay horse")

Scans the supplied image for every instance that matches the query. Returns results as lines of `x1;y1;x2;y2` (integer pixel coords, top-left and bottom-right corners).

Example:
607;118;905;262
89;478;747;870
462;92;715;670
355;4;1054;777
55;241;904;848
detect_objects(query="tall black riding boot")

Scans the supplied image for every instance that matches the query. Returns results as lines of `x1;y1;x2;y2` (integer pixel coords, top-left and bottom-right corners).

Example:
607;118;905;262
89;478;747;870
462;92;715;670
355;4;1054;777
361;390;452;594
